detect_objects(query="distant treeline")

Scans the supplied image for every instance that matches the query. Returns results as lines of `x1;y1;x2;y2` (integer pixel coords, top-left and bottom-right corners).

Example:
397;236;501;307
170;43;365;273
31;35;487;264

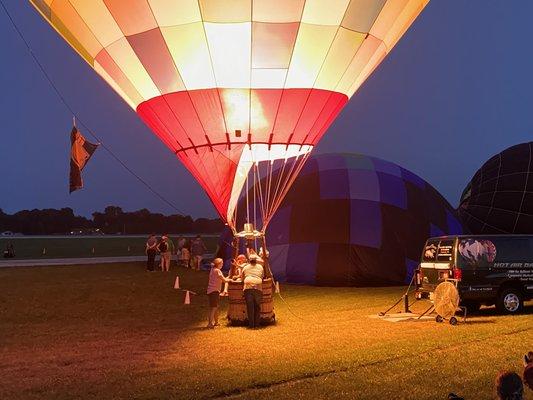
0;206;223;235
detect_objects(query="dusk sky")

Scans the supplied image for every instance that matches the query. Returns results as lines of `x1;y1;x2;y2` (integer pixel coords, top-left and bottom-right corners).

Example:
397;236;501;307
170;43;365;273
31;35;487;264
1;1;532;219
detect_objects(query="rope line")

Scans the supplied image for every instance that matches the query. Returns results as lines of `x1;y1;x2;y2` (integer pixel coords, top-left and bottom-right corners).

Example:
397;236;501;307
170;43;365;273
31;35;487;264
276;292;307;322
0;0;185;214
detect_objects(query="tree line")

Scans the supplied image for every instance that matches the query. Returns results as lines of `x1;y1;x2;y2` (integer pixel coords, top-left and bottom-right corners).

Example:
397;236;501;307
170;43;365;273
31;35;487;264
0;206;223;235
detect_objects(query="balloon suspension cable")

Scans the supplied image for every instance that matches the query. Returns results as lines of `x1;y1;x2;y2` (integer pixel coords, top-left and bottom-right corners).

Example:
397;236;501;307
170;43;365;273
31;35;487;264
266;152;311;228
266;156;298;222
232;199;238;234
245;172;250;224
253;161;258;249
254;161;267;233
0;0;185;215
265;160;274;220
267;156;289;220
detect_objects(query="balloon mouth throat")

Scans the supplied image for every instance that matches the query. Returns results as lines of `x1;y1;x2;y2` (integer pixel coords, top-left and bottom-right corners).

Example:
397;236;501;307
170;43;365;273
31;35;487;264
228;143;314;234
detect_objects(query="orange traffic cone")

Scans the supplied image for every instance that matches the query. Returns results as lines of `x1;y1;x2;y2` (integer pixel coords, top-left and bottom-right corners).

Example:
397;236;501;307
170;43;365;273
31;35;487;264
174;276;180;289
184;290;191;305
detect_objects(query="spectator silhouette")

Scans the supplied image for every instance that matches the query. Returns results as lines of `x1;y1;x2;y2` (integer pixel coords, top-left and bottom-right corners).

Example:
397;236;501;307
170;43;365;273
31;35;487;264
524;352;533;391
495;371;524;400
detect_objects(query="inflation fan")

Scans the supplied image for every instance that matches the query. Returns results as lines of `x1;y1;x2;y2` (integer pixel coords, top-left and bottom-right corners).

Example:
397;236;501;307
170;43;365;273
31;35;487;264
433;281;464;325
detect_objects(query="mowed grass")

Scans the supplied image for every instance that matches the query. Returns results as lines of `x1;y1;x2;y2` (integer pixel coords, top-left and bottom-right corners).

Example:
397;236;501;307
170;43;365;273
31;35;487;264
0;263;531;400
0;236;219;259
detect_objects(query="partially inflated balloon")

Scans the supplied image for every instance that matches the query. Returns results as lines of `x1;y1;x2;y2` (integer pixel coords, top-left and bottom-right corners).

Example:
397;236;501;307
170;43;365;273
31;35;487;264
30;0;429;232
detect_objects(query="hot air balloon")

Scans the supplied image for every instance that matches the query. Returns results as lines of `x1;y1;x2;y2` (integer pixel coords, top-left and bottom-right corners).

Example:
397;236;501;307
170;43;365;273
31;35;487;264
221;153;463;286
30;0;429;242
459;142;533;234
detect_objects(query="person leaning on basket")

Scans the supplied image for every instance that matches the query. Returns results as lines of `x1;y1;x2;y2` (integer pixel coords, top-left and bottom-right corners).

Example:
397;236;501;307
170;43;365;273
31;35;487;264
237;255;264;329
206;258;232;329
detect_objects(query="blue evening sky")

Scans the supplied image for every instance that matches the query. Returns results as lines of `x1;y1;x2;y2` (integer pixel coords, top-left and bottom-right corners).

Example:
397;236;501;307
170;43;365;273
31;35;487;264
0;1;532;218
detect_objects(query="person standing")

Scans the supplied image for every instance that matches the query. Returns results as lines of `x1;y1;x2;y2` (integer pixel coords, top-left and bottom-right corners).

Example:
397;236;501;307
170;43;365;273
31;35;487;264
191;235;207;270
179;241;191;268
206;258;232;328
238;255;264;329
3;243;15;258
145;234;157;272
166;235;176;267
158;235;171;272
176;236;186;266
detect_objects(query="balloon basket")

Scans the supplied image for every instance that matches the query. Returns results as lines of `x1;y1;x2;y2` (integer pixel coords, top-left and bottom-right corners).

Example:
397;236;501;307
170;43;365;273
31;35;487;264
226;279;275;326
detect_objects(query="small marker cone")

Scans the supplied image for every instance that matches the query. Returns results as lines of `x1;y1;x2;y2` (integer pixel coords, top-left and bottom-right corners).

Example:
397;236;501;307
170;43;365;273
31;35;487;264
174;276;180;289
275;281;280;294
184;290;191;305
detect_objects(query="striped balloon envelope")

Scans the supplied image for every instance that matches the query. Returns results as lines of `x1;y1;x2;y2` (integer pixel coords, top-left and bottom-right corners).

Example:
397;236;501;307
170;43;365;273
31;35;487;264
30;0;429;234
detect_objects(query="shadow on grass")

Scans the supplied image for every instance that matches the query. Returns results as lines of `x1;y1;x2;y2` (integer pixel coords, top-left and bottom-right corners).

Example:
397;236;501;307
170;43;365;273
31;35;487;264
464;319;497;324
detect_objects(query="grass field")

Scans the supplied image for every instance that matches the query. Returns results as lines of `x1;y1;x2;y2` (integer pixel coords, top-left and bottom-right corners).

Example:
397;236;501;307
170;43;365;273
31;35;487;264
0;263;531;400
0;235;219;259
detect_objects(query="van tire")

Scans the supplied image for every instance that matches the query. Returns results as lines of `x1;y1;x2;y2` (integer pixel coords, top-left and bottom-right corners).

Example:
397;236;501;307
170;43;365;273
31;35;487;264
496;288;524;314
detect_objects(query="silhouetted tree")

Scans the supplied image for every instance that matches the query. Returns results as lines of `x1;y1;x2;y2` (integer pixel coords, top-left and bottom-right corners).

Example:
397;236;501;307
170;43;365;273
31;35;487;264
0;206;222;235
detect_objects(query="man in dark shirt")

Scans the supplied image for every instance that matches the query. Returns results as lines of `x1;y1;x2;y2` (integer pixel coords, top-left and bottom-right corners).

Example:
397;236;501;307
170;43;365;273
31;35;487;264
191;235;207;270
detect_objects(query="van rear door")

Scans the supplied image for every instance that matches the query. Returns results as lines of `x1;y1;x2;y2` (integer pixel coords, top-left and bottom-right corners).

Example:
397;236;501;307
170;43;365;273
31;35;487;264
419;238;455;291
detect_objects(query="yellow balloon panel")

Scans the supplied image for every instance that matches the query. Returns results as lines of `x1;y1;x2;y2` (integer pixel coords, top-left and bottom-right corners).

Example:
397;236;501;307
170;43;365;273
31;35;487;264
94;50;144;106
336;35;386;96
315;28;366;92
301;0;351;26
147;0;202;26
161;23;216;91
69;0;123;48
252;0;305;23
103;0;158;36
199;0;251;23
51;0;102;62
285;23;338;89
375;0;429;50
94;60;137;109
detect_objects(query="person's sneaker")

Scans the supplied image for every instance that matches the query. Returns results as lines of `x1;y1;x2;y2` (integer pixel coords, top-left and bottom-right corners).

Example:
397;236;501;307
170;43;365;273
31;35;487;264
220;292;228;297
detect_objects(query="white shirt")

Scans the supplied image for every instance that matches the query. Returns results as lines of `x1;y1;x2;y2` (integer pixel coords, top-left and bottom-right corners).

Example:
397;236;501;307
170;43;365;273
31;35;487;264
242;263;264;291
207;268;224;294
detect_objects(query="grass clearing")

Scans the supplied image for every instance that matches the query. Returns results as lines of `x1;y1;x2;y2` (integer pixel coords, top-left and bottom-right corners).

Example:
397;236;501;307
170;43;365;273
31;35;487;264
0;236;219;259
0;263;531;399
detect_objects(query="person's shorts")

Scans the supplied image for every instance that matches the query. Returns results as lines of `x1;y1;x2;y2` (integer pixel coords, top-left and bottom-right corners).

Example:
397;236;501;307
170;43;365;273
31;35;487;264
208;291;220;307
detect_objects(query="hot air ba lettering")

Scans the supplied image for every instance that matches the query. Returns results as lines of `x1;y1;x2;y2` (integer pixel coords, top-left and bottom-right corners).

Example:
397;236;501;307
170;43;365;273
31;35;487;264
494;262;533;269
